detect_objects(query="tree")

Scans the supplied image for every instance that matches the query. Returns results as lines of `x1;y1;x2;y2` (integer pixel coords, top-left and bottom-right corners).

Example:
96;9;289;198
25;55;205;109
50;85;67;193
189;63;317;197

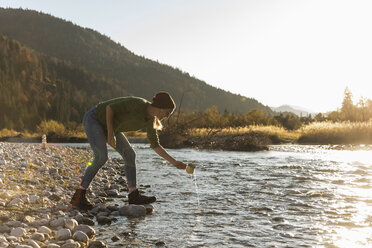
341;87;356;121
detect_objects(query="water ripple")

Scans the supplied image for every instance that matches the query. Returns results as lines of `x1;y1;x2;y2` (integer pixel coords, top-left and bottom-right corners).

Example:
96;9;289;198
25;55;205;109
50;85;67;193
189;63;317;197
96;144;372;247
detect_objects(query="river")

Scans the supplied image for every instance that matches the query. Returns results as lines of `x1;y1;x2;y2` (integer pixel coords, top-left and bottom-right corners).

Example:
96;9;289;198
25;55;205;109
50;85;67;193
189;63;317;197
66;144;372;247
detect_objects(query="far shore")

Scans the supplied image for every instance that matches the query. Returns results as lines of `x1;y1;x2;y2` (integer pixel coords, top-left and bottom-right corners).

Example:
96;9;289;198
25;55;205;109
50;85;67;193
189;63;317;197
2;120;372;151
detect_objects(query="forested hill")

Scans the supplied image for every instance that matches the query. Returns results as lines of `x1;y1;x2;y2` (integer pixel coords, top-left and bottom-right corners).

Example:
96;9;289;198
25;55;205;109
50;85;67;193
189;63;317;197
0;34;126;130
0;8;273;131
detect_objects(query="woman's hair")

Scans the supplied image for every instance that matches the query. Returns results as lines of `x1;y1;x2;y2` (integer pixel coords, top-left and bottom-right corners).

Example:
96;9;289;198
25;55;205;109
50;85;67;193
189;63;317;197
151;92;175;130
153;117;163;131
151;91;176;110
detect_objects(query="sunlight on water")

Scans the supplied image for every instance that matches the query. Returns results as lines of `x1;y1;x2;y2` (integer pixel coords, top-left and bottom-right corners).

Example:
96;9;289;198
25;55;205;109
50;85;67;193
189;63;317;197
93;144;372;247
192;171;200;209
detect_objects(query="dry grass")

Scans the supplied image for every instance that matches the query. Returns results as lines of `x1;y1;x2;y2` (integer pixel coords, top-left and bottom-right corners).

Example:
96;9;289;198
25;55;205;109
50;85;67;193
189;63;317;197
187;121;372;145
0;128;20;138
298;121;372;144
188;125;300;143
3;120;372;145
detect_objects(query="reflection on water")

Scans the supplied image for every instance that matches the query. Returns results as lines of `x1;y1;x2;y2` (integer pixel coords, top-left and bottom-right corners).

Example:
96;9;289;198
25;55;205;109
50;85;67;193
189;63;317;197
81;144;372;247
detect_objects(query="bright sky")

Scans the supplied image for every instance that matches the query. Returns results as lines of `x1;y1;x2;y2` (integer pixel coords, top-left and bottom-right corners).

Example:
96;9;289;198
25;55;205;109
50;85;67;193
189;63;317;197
1;0;372;113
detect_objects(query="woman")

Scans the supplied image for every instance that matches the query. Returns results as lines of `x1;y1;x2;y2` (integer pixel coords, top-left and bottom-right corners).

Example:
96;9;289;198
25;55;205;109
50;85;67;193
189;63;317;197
70;92;187;209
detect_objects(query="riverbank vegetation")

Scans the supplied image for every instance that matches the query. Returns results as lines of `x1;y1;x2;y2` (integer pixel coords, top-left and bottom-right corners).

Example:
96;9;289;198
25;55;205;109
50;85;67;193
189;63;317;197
1;88;372;148
159;87;372;149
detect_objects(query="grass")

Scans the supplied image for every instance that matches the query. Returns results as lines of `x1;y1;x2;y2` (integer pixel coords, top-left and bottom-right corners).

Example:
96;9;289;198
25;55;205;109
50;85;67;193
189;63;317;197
3;120;372;145
298;121;372;144
186;121;372;145
188;125;300;144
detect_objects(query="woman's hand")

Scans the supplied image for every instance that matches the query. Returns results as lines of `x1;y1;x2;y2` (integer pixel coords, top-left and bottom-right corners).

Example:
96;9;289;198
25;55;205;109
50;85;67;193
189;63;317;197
108;136;116;148
173;161;187;170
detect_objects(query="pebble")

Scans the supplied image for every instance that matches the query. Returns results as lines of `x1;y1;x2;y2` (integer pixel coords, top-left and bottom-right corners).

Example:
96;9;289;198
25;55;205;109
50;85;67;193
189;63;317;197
56;229;71;241
119;205;147;217
31;232;45;242
88;241;106;248
38;226;52;235
46;244;60;248
11;227;27;237
0;143;155;247
72;225;95;239
64;219;78;231
26;239;41;248
72;231;89;243
15;245;33;248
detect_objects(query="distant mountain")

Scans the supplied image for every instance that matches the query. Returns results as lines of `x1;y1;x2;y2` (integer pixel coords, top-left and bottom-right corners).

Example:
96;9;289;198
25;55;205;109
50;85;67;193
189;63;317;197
0;8;274;131
271;105;314;117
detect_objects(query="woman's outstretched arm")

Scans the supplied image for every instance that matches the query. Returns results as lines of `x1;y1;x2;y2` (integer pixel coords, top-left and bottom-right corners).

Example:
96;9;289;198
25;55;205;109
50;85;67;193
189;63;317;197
153;146;187;169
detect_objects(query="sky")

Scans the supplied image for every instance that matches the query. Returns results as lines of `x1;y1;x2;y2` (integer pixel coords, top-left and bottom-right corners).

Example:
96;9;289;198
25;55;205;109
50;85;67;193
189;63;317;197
1;0;372;113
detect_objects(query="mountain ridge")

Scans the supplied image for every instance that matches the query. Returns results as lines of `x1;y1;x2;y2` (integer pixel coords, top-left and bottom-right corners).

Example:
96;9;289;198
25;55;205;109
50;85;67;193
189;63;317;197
0;8;274;130
271;105;315;116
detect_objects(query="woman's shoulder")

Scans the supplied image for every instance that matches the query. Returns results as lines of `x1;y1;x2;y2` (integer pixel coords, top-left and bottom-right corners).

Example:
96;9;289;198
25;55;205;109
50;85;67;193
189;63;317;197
102;96;149;105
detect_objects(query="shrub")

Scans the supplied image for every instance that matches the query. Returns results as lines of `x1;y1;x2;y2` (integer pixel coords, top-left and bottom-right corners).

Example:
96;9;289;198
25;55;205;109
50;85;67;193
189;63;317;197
37;120;66;136
0;128;20;138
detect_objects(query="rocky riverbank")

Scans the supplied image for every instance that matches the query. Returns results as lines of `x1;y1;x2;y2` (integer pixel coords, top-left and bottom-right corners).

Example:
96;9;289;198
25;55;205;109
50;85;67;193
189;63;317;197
0;142;153;248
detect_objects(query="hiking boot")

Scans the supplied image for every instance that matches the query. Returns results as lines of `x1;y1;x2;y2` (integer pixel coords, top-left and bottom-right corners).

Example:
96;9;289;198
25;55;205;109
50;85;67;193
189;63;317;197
128;189;156;205
70;189;94;210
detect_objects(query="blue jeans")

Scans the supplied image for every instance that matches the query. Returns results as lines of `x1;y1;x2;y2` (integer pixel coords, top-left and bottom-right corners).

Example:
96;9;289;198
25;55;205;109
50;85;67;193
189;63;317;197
81;106;137;189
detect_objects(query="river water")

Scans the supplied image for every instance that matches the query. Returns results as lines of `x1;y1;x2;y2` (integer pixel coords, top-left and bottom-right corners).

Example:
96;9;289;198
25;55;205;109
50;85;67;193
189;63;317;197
75;144;372;247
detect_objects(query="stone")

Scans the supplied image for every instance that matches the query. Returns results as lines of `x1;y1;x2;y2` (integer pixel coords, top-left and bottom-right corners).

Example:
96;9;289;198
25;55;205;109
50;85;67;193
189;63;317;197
46;244;60;248
72;231;89;243
0;235;7;243
105;189;119;197
96;216;111;225
74;216;94;226
50;217;66;228
31;219;49;227
143;204;154;214
111;211;119;216
72;225;95;239
10;227;27;237
31;232;45;241
61;243;80;248
0;192;12;200
23;216;36;224
48;194;61;202
0;215;9;222
7;221;23;227
26;239;41;248
29;195;40;204
15;245;33;248
56;229;71;241
155;241;166;246
106;205;119;212
0;225;11;233
119;205;146;218
6;235;18;241
0;241;9;247
96;212;109;217
111;236;119;242
88;241;106;248
8;198;23;207
37;226;52;235
64;219;78;231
